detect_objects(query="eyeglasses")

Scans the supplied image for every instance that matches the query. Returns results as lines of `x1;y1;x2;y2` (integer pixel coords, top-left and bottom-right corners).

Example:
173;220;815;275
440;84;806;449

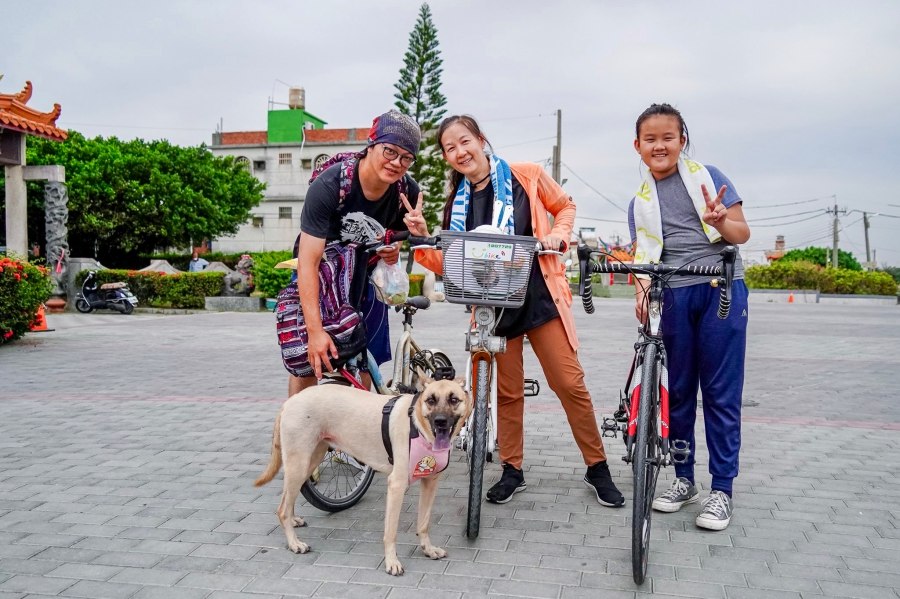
380;145;415;168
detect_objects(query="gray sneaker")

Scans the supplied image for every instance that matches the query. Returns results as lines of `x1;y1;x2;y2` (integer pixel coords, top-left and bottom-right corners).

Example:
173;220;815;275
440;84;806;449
695;490;733;531
652;477;699;513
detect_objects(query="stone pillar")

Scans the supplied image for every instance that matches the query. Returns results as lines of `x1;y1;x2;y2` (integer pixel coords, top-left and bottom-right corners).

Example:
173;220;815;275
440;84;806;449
3;166;27;255
44;181;69;296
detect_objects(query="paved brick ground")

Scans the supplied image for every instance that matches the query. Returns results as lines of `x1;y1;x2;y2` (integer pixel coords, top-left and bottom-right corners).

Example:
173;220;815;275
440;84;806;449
1;299;898;598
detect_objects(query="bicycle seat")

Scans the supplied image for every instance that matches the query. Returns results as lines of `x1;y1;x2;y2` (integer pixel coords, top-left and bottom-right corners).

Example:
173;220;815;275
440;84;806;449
404;296;430;310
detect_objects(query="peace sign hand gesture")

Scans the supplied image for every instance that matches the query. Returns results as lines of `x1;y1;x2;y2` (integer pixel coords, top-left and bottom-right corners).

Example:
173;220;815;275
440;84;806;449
401;191;429;237
701;184;729;227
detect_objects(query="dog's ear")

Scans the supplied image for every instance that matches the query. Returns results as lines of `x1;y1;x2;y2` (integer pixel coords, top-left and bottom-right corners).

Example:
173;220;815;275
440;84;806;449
414;367;433;392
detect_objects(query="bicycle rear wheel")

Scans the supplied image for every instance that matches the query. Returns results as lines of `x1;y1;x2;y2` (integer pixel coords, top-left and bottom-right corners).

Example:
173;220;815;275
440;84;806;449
466;358;490;539
300;450;374;513
632;343;661;585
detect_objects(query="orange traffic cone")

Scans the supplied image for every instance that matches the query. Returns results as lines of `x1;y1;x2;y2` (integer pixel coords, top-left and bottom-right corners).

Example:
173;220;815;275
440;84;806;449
29;304;53;332
788;292;795;304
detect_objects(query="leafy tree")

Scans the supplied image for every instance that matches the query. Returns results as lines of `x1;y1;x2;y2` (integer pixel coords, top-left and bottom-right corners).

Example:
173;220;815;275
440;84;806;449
394;2;448;233
779;246;862;271
0;131;265;267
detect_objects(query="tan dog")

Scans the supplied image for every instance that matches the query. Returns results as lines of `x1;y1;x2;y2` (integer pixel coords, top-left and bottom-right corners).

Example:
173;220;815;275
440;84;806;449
255;377;471;575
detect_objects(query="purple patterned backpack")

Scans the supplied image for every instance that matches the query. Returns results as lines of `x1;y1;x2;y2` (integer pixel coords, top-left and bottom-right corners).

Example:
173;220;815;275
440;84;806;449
275;242;367;377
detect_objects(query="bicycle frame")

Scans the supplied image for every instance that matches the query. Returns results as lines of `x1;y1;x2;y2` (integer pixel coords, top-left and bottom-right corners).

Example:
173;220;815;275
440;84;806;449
620;283;673;466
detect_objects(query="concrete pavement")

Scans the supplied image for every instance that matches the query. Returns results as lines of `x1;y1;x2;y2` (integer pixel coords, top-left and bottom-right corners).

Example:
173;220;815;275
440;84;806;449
1;299;899;598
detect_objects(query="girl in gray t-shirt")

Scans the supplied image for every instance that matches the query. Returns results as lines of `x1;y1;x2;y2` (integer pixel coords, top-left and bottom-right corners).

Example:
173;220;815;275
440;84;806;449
627;103;751;532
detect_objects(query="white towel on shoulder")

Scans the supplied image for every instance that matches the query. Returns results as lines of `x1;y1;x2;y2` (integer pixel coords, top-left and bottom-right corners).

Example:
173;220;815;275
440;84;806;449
632;157;721;264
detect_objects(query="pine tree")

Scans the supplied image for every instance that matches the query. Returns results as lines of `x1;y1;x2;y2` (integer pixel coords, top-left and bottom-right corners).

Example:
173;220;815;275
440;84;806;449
393;3;448;234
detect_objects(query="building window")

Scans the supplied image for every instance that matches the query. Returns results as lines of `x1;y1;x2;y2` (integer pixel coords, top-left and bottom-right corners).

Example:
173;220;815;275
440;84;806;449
252;216;264;228
279;207;292;220
301;158;312;169
253;159;266;171
314;154;331;169
279;152;292;166
235;156;250;171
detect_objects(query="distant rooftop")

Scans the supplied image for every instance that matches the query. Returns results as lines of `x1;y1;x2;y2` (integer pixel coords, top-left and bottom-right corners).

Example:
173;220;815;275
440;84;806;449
213;127;369;147
0;81;67;142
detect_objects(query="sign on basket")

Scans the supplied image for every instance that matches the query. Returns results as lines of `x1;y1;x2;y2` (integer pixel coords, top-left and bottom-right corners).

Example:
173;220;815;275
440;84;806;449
465;240;514;262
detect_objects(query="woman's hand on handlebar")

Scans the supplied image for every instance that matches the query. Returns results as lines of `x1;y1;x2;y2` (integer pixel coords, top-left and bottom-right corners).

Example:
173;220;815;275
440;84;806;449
540;234;565;252
401;191;429;237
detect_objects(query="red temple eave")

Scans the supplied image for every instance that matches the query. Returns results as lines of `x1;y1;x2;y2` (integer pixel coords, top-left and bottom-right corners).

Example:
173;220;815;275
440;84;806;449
0;81;68;142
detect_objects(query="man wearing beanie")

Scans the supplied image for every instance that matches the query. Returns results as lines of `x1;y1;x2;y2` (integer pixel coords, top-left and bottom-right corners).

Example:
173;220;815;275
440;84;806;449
289;110;423;394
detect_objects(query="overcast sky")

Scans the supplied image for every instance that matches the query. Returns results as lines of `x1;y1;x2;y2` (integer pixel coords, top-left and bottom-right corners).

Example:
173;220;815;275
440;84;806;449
5;0;900;265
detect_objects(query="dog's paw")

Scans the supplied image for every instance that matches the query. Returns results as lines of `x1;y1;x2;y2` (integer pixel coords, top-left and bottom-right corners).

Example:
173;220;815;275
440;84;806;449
292;517;306;528
421;544;447;560
287;540;310;554
384;557;404;576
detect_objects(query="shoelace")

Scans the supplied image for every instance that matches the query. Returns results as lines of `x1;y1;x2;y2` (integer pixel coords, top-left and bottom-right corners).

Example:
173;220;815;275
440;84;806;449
701;491;730;518
661;478;691;501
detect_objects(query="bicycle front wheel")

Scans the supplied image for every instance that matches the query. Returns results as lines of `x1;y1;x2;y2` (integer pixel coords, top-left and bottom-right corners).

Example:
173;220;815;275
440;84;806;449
632;342;661;585
300;449;375;513
466;358;490;539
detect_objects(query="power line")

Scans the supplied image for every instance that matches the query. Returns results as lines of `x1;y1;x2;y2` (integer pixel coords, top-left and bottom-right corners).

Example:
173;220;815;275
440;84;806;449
495;136;556;150
744;196;830;210
65;122;211;132
752;213;829;227
480;113;556;123
576;215;629;224
748;209;827;222
560;162;627;213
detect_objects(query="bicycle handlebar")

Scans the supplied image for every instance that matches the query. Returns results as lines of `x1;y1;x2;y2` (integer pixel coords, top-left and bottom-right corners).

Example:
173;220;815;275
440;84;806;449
577;245;737;319
362;230;440;251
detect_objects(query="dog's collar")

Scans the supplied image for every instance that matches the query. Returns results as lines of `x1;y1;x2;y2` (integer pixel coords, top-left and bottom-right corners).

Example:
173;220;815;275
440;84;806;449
381;393;419;466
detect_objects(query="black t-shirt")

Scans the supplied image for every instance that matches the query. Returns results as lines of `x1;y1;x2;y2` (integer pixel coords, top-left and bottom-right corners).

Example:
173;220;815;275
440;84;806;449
300;162;418;305
465;175;558;339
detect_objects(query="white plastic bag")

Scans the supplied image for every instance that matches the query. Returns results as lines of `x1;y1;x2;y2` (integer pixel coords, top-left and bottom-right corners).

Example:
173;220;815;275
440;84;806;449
371;259;409;306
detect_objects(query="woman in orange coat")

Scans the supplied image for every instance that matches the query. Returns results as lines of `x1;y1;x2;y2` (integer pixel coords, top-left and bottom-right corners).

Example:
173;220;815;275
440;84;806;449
402;115;623;507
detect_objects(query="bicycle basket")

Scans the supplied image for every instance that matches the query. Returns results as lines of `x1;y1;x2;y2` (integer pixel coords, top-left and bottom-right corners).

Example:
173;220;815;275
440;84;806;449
440;231;538;308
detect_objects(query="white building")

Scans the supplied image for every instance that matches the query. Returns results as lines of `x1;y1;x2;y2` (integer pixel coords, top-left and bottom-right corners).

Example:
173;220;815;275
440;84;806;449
208;89;368;253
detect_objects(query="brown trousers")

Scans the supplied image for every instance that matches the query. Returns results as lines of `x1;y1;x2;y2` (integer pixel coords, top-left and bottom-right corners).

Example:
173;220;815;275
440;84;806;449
494;317;607;469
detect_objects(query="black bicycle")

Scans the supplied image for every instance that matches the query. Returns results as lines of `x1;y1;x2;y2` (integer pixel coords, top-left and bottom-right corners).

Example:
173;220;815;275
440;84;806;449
578;245;736;585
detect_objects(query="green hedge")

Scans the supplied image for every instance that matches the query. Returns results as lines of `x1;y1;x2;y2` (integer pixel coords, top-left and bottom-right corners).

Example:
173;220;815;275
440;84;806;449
251;251;293;299
75;270;226;309
745;261;897;295
0;255;53;344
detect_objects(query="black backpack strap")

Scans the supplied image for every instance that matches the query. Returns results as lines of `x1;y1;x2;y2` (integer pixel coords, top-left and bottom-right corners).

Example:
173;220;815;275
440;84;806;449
381;395;402;465
381;392;421;464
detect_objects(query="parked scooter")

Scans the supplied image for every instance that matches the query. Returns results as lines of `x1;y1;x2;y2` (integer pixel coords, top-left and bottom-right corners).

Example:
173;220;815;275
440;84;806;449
75;271;138;314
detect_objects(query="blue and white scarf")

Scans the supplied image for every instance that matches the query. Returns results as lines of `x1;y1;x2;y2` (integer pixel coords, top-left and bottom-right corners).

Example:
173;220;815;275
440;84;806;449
448;155;515;235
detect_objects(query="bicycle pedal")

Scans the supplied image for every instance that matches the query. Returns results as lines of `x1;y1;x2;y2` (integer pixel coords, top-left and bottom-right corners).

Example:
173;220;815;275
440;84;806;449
600;416;621;438
670;439;691;465
523;378;540;397
486;452;493;463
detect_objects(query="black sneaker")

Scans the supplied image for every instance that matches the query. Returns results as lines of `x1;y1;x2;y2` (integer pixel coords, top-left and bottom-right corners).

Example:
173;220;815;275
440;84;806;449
584;461;625;507
486;463;526;504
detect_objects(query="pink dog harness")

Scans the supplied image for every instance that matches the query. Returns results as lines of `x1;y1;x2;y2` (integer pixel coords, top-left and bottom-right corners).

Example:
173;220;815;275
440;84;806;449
381;394;452;484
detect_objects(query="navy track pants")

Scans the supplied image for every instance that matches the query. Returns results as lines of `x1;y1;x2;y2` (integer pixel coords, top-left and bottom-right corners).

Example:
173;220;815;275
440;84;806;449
661;280;748;495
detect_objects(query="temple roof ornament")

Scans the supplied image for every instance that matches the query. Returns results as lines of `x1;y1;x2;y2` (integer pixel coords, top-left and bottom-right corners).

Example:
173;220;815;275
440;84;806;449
0;81;67;141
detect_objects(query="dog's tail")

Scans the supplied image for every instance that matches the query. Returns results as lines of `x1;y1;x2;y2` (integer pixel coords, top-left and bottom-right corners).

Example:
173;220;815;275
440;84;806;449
254;408;283;487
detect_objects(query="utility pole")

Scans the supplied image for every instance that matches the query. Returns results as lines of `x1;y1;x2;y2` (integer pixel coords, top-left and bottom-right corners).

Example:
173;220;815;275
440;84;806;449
825;197;847;268
863;211;872;267
552;109;562;184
